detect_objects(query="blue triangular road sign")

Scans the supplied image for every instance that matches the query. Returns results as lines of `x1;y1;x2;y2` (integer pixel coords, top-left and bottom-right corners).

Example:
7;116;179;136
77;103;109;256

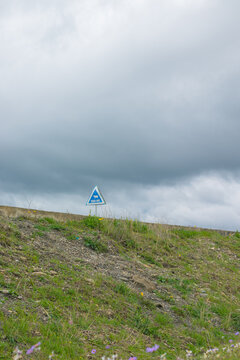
86;186;106;205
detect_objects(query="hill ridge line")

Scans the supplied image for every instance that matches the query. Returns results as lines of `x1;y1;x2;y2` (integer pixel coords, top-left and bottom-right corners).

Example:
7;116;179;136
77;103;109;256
0;205;234;235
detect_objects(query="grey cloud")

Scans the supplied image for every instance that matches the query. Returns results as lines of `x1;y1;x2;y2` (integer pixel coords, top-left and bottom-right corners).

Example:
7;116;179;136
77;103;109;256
0;0;240;230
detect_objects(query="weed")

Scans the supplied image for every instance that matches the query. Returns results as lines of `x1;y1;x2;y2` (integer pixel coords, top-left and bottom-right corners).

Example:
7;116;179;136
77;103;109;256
155;291;176;304
102;218;138;249
141;253;160;266
34;224;48;232
83;215;102;229
171;306;185;317
132;220;148;234
114;282;130;296
155;312;173;327
122;236;138;249
0;233;11;247
38;217;66;231
157;276;195;294
234;231;240;239
83;235;108;252
231;312;240;331
133;308;159;337
172;228;213;239
32;230;44;237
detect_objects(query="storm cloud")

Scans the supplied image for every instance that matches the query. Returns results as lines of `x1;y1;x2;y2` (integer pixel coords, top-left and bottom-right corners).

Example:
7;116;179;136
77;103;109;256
1;0;240;229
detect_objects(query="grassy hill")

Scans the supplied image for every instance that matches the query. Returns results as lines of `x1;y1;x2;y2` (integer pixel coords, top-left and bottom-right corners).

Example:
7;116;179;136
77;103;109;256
0;208;240;359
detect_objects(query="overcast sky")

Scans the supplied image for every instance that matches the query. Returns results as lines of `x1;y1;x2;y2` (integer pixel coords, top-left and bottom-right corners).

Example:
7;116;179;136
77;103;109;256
1;0;240;230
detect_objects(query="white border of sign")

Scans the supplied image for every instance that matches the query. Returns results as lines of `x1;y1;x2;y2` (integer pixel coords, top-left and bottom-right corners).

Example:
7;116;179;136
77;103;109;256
86;186;106;206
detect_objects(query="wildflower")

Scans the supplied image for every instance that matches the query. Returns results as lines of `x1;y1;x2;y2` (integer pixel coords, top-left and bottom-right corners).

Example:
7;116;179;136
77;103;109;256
106;345;110;349
91;349;96;354
26;348;34;354
69;319;73;325
26;342;41;355
229;339;233;343
140;292;143;296
235;332;239;335
146;344;159;353
128;357;137;360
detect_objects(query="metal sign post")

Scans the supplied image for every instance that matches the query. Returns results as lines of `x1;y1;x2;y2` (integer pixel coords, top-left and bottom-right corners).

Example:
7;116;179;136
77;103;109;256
86;186;106;216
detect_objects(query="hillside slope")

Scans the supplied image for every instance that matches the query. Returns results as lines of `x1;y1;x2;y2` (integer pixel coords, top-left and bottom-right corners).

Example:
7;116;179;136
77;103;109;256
0;208;240;359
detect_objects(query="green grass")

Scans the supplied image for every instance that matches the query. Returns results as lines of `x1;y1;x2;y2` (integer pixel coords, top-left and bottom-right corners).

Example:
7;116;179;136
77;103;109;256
157;276;195;294
83;235;108;253
83;215;102;229
0;214;239;359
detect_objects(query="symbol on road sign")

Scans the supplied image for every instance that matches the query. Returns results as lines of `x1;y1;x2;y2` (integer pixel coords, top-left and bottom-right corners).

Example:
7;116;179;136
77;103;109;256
86;186;106;206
